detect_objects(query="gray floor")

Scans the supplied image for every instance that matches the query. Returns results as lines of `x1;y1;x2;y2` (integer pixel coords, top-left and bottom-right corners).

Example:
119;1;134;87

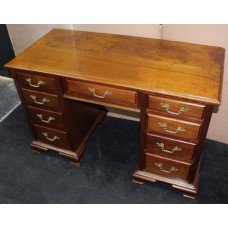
0;75;20;123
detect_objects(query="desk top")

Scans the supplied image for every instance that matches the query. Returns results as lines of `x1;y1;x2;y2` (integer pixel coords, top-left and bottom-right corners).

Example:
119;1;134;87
6;29;225;105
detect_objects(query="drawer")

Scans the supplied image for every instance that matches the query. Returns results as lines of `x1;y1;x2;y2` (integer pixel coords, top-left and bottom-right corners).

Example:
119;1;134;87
22;89;61;111
149;95;205;120
34;124;70;149
147;113;201;141
28;106;66;130
146;133;196;161
145;153;190;180
65;80;138;107
17;71;59;94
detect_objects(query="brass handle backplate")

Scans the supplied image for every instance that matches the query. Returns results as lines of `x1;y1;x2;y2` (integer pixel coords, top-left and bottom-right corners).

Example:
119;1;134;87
37;114;55;123
88;87;112;99
26;78;45;88
30;95;49;105
161;103;189;116
155;163;178;173
156;142;182;154
159;122;185;134
42;132;60;142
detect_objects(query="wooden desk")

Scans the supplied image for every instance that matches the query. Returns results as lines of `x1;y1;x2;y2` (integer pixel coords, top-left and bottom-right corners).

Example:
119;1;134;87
5;29;224;198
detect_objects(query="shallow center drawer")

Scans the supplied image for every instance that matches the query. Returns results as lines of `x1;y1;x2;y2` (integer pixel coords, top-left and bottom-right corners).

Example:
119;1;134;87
64;80;138;107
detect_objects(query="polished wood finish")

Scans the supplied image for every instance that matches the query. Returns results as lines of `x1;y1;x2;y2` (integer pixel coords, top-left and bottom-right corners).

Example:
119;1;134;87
17;71;59;94
64;93;140;112
5;29;224;105
146;133;196;162
21;88;62;111
149;95;205;120
145;153;191;180
5;29;224;198
65;79;138;108
34;124;71;149
147;113;201;141
9;68;107;166
28;106;66;130
133;93;216;198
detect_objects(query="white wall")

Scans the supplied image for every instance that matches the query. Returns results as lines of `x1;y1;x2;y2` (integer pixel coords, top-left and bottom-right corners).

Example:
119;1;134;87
162;24;228;144
7;24;161;55
74;24;161;38
7;24;73;55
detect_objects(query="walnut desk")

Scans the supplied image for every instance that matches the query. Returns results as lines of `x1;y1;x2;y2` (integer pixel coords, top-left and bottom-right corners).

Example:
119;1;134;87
5;29;224;198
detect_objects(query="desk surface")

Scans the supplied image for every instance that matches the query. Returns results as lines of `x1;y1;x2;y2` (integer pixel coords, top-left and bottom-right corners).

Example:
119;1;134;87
6;29;224;105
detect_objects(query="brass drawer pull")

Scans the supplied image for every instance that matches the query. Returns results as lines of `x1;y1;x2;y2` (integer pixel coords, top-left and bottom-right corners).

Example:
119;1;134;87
159;122;185;134
30;95;49;105
26;78;45;88
42;132;60;142
155;163;178;173
88;87;112;99
156;142;182;154
37;114;55;123
161;103;189;116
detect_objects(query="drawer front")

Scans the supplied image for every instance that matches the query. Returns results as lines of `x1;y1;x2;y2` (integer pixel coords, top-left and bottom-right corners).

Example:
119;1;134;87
145;154;190;180
147;113;201;141
34;125;70;149
149;96;205;120
146;134;196;161
28;106;65;130
65;80;138;107
22;89;61;111
17;72;59;94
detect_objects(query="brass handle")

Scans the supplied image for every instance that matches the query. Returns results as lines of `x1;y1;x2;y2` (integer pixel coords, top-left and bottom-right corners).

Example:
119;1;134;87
159;123;185;134
37;114;55;123
30;95;49;105
88;87;112;99
156;142;182;154
26;78;45;88
155;163;178;173
42;132;60;142
161;103;189;116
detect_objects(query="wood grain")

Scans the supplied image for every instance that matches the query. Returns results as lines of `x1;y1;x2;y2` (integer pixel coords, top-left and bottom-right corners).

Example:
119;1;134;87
147;113;201;141
5;29;224;105
145;153;191;180
64;79;138;107
148;95;205;120
21;88;62;111
146;133;196;161
27;106;66;130
17;71;59;94
5;29;225;198
34;124;71;149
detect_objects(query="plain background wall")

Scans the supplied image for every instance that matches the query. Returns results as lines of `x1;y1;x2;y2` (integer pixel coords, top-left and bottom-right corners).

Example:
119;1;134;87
7;24;161;55
6;24;228;143
74;24;161;38
162;25;228;144
7;24;74;55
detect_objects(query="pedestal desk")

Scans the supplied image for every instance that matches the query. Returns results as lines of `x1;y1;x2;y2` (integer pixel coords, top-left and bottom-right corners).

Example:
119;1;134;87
5;29;224;198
